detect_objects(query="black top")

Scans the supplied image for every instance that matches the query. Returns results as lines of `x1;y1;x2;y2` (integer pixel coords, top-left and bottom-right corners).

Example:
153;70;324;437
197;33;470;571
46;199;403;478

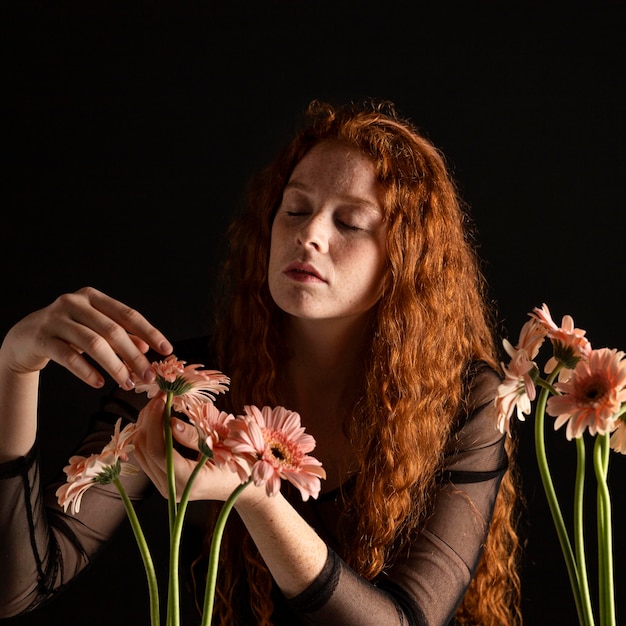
0;337;507;626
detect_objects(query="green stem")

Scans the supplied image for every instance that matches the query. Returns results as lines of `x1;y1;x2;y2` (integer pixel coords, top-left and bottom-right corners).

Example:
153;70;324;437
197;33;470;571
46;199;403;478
163;392;177;626
574;436;593;620
164;392;177;530
594;434;615;626
534;372;594;626
200;480;251;626
167;454;210;626
114;477;160;626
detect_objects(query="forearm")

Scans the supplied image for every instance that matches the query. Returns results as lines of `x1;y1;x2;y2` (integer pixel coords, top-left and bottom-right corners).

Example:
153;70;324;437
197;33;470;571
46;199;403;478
235;486;328;598
0;351;40;462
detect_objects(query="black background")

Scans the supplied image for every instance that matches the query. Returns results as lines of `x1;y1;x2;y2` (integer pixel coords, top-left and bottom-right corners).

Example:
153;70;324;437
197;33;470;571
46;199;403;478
1;1;625;624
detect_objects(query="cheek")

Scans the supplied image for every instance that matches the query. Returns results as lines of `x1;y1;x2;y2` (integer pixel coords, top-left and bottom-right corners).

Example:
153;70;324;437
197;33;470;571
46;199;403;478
345;247;387;295
366;246;389;299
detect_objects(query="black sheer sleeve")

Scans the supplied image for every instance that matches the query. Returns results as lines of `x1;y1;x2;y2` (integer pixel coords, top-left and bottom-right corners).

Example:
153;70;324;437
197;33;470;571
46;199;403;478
0;337;213;619
0;391;154;617
0;343;505;626
284;365;506;626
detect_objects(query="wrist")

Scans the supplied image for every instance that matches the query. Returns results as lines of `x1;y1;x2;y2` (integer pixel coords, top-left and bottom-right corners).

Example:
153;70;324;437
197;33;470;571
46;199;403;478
234;481;274;512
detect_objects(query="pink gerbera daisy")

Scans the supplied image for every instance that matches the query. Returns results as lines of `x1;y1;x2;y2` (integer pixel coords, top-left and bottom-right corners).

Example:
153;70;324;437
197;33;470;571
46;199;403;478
513;317;547;359
546;348;626;439
131;355;230;411
530;304;592;375
56;418;139;514
183;401;250;482
226;405;326;501
610;418;626;454
102;416;138;460
495;348;538;435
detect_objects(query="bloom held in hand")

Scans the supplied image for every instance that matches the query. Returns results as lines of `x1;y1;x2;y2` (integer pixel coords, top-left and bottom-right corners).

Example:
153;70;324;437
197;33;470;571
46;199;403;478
131;355;230;410
184;400;251;482
228;405;326;500
59;355;325;626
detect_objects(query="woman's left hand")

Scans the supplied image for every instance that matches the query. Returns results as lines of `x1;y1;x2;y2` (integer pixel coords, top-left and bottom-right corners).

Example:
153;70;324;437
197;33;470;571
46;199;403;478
132;397;245;502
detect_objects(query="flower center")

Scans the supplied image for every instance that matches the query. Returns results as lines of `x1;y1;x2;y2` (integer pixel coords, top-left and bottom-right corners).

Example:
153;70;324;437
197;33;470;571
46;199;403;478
270;445;286;461
581;376;609;407
263;429;302;468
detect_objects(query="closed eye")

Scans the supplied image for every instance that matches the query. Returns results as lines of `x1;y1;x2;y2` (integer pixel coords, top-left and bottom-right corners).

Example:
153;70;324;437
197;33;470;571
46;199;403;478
337;220;361;232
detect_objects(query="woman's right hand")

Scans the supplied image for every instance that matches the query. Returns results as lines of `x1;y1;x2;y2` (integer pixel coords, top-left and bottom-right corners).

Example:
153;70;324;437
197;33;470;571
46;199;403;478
0;286;173;390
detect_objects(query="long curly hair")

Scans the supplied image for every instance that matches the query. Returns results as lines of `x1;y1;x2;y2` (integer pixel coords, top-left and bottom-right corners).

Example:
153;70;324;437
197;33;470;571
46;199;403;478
205;99;522;625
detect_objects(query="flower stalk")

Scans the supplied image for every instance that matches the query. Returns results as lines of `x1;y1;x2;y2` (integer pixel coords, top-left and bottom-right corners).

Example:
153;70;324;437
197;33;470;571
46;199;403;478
200;479;251;626
495;304;625;626
114;476;161;626
57;355;325;625
593;434;615;626
534;373;594;626
163;392;179;626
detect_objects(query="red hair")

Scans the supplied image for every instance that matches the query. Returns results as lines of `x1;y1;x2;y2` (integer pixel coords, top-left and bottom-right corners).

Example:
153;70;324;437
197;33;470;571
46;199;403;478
206;99;522;625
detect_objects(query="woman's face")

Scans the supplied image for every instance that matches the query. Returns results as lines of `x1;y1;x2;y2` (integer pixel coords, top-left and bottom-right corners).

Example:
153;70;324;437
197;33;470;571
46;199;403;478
268;140;388;326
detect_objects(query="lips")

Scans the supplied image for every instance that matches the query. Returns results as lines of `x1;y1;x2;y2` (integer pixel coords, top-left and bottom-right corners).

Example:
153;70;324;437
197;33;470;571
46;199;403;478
284;261;325;282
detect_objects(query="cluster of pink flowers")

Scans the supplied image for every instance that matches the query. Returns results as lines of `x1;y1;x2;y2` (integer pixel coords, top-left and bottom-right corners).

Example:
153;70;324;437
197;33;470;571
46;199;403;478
495;303;626;449
494;304;624;626
57;355;325;513
55;354;326;626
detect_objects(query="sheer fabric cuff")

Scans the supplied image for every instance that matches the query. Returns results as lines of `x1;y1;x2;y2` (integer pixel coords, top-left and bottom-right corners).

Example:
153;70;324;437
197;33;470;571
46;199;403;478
286;547;340;613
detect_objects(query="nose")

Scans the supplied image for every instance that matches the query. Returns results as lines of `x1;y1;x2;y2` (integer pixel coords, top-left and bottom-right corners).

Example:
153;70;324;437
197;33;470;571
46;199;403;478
296;213;330;252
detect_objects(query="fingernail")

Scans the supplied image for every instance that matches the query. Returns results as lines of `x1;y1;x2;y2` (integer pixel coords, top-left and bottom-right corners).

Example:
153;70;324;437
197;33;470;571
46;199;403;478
124;378;135;390
142;368;156;383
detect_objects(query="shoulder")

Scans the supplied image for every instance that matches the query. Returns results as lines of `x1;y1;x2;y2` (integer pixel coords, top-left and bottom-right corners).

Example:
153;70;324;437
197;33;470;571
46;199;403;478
463;361;502;414
451;361;504;449
443;362;507;474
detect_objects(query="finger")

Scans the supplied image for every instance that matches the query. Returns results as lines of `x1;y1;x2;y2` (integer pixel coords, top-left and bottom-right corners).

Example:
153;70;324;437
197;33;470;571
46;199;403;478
137;396;166;428
135;431;198;500
34;337;108;389
128;333;151;354
72;288;172;380
80;287;173;356
171;418;200;450
133;416;169;496
42;322;139;390
49;288;171;388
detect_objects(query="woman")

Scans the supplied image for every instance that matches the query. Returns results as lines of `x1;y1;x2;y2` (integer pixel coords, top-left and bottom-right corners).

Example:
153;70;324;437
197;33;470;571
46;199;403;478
0;99;521;625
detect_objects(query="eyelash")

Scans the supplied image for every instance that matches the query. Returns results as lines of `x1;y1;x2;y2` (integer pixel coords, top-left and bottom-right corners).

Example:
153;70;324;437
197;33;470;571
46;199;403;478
338;221;361;232
284;211;362;232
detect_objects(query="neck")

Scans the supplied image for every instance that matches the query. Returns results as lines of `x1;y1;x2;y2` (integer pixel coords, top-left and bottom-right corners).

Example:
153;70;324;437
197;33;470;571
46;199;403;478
288;314;371;367
280;315;371;490
282;314;372;413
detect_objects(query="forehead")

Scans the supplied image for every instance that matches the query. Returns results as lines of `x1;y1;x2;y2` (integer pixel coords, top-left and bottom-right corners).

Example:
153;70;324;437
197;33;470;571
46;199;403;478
287;140;380;197
294;140;373;172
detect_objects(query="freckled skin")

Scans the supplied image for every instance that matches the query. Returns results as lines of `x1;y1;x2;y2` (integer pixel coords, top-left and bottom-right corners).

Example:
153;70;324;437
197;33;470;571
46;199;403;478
268;141;388;325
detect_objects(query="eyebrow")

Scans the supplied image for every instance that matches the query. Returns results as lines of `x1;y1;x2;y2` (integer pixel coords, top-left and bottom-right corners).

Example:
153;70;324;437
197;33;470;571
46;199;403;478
283;181;382;215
